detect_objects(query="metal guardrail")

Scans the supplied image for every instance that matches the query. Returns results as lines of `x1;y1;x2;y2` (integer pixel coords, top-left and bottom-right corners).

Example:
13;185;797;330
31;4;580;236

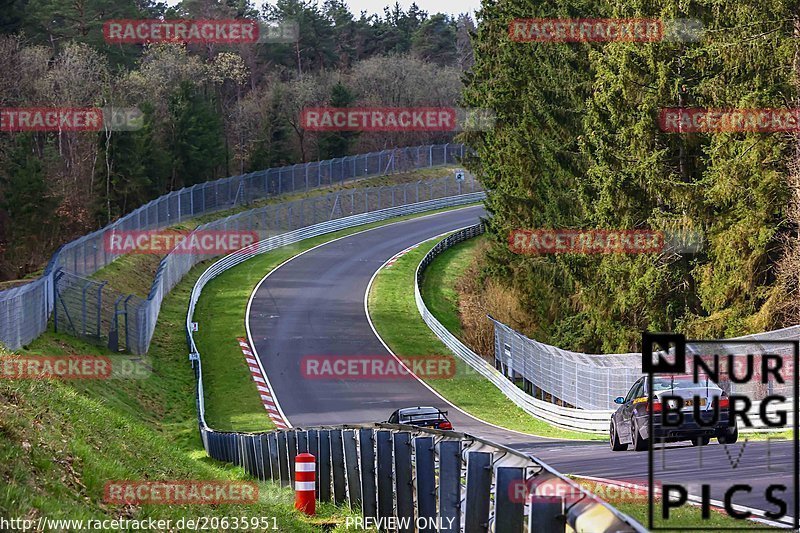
414;224;614;434
185;198;645;532
415;224;795;434
0;143;465;352
199;422;646;533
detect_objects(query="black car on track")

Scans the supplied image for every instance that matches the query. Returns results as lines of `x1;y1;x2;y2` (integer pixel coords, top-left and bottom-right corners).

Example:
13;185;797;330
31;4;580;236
610;375;739;451
386;406;453;430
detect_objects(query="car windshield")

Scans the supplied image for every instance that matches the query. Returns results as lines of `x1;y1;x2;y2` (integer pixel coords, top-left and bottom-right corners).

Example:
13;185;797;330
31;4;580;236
651;375;716;391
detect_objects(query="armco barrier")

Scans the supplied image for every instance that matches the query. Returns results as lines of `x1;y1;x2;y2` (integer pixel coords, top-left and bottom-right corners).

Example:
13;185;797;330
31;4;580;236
141;175;481;355
414;224;614;434
185;195;645;532
0;143;464;352
415;224;796;434
199;423;646;532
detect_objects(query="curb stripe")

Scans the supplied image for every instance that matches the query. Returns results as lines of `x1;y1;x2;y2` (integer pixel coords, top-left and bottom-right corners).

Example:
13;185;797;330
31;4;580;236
237;337;290;430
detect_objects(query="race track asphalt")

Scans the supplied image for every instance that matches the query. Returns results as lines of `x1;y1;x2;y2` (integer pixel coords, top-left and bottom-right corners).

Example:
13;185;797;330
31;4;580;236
245;205;796;523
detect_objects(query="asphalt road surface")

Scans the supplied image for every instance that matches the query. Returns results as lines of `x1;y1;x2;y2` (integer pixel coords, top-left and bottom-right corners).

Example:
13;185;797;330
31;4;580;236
245;206;796;524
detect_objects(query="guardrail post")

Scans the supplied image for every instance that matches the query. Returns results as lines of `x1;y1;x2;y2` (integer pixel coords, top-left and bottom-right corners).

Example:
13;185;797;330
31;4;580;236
268;432;279;482
307;430;319;498
465;451;492;533
277;431;290;487
343;430;362;508
318;430;332;502
259;434;271;480
529;495;564;533
287;431;298;483
359;429;377;520
414;437;436;532
495;467;525;533
297;430;308;453
331;430;347;505
233;433;243;466
253;435;265;481
438;440;461;531
240;435;253;476
376;430;394;522
393;432;414;532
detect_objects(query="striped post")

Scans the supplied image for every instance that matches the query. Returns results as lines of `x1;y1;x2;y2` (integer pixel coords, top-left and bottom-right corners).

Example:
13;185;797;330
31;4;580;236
295;453;316;515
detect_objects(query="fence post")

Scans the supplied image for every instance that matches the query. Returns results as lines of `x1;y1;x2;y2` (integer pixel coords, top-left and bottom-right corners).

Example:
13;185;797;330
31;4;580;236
343;430;362;508
287;431;298;482
495;467;525;533
260;434;272;480
268;433;280;482
465;452;492;533
414;437;436;532
359;429;377;520
330;430;347;505
307;429;319;498
438;440;462;531
529;495;565;533
318;430;332;502
393;432;414;532
376;431;393;522
277;431;290;487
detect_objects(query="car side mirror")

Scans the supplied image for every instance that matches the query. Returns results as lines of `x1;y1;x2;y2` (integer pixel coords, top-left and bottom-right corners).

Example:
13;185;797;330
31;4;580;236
614;396;625;404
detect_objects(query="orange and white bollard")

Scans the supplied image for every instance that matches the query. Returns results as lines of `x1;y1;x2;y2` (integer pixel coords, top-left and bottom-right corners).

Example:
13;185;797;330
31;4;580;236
294;453;316;515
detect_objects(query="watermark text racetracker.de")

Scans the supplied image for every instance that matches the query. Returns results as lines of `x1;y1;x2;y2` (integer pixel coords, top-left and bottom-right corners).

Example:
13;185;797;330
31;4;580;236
0;354;150;380
103;19;299;44
0;516;279;531
660;108;800;133
508;228;703;255
104;230;259;255
508;18;704;42
0;107;143;132
301;355;457;380
300;107;496;132
104;480;258;505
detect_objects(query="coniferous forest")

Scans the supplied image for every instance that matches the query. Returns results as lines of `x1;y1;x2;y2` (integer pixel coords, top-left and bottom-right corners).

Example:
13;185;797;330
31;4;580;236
460;1;800;351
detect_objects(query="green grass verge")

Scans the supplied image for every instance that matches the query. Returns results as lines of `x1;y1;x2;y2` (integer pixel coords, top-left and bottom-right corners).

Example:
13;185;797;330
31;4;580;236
613;502;772;529
192;204;481;432
2;266;357;531
419;235;487;337
368;235;601;440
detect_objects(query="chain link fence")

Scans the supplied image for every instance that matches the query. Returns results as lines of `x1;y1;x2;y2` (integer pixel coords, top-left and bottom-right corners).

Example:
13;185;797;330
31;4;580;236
493;319;800;411
138;173;482;354
0;143;465;351
52;270;147;352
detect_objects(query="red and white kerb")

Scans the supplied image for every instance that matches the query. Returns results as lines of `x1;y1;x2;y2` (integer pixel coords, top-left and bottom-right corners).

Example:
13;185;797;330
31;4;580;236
238;337;288;429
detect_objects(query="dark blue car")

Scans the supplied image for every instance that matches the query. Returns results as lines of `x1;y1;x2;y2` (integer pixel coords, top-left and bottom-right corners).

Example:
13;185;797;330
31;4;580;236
610;375;738;451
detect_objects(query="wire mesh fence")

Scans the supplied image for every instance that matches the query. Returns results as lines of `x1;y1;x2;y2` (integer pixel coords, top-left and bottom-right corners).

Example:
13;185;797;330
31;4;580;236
0;143;465;352
135;173;483;354
492;311;800;411
52;270;147;353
